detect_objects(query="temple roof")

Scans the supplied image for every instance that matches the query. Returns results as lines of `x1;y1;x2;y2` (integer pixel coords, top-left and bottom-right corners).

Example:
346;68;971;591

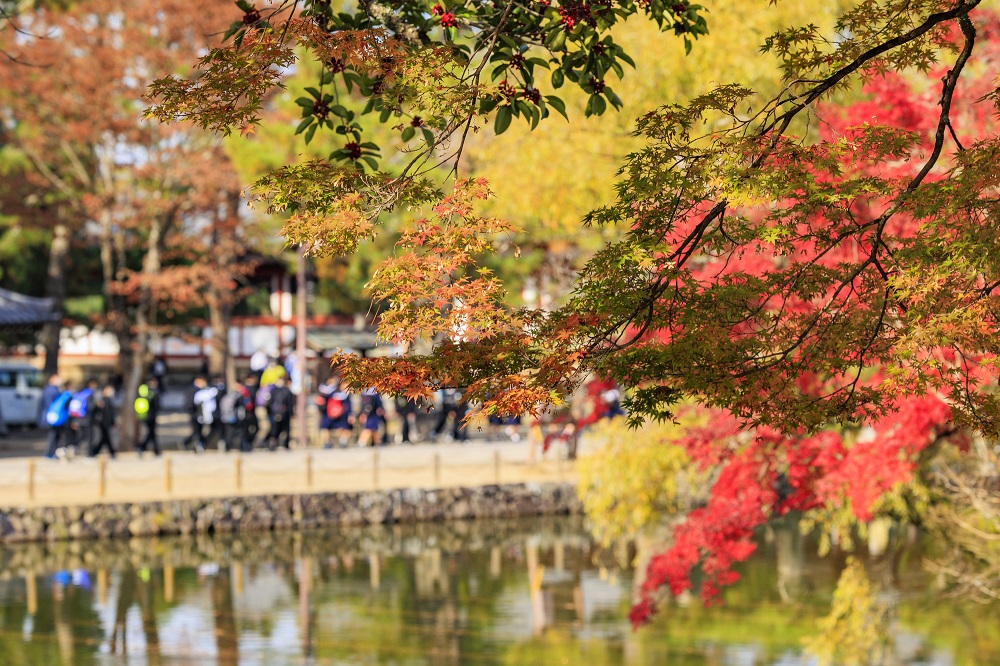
0;288;58;328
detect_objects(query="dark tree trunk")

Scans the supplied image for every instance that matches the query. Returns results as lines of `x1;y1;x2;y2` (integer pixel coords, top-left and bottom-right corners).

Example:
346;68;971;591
206;190;240;386
40;223;70;374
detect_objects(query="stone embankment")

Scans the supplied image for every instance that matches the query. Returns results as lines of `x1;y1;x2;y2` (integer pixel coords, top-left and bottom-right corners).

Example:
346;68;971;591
0;482;582;544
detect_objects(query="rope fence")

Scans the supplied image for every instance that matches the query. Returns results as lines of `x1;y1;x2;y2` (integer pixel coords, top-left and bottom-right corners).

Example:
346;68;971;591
1;441;578;508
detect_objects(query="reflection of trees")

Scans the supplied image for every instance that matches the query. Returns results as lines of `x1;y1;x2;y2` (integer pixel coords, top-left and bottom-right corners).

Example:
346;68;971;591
111;568;135;655
212;567;238;666
0;573;102;665
137;570;162;666
3;516;1000;664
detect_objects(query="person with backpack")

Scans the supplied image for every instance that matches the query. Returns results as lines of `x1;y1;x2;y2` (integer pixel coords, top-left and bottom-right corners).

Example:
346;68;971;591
67;378;99;457
219;381;248;452
317;376;354;448
135;377;161;456
192;377;221;450
241;374;260;452
182;376;209;453
41;376;72;459
89;384;118;458
265;375;295;450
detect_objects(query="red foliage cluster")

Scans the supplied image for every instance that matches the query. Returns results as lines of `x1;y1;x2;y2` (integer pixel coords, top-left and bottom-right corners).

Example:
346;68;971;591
632;396;953;626
629;13;1000;626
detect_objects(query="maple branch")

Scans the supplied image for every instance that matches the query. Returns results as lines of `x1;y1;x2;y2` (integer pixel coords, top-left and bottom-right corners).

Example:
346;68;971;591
587;1;983;360
449;0;516;180
908;15;976;192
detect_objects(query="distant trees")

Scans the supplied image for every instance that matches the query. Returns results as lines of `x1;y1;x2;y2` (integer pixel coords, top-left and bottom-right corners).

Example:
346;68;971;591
0;0;253;442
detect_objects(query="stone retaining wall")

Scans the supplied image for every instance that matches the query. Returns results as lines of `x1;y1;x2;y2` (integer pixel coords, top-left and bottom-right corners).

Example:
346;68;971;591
0;482;582;544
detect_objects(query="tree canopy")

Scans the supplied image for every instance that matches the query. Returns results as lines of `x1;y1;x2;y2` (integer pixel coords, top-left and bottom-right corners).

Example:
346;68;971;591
152;0;1000;624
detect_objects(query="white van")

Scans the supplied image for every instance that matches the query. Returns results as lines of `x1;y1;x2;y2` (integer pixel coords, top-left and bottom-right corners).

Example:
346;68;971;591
0;364;45;426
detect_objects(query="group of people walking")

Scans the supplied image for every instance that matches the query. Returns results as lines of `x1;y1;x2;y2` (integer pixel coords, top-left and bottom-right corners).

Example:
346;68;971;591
38;374;137;459
181;372;296;453
36;360;626;460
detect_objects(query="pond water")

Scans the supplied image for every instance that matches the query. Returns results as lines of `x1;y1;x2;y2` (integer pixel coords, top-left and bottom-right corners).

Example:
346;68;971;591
0;514;997;665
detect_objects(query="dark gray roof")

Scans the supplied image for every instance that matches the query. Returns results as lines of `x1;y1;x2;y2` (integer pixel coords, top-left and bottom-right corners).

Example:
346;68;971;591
0;288;58;327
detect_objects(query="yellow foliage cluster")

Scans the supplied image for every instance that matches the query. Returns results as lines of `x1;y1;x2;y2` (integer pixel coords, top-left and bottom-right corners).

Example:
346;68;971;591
806;557;891;666
575;416;710;545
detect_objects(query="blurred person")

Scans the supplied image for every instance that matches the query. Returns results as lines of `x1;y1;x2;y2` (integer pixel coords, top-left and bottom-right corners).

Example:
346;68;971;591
151;355;168;390
489;412;522;443
258;360;286;404
432;388;468;443
67;378;99;456
357;389;384;447
240;374;260;451
135;377;161;456
318;376;353;448
41;376;72;459
249;348;268;382
395;395;418;444
89;385;117;458
265;375;295;449
182;376;209;452
207;375;226;449
219;379;249;452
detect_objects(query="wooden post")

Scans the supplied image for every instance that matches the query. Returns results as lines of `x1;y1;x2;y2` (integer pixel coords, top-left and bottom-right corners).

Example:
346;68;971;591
494;450;501;485
372;449;379;490
305;453;313;489
234;456;242;492
164;565;174;603
298;555;313;658
26;571;37;615
98;458;107;499
164;456;172;495
26;460;35;501
97;568;108;606
233;561;244;595
433;452;441;487
368;552;380;590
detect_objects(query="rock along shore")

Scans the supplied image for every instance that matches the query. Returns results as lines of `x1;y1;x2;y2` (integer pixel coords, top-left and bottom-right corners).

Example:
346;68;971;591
0;482;582;544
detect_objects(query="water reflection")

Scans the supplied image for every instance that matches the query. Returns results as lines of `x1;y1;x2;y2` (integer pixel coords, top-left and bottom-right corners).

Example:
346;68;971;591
0;516;996;664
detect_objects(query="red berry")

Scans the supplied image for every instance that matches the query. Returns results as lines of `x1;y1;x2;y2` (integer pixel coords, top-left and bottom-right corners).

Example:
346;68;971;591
411;116;424;127
344;142;362;160
523;87;541;104
498;79;517;99
431;3;444;14
440;12;458;27
243;8;261;25
672;3;687;13
312;100;330;120
589;77;605;94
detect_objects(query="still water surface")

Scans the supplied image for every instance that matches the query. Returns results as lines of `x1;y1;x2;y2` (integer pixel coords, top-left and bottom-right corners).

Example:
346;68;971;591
0;515;997;665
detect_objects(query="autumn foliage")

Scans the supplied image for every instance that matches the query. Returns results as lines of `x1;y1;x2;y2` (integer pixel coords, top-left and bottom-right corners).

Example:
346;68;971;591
150;0;1000;629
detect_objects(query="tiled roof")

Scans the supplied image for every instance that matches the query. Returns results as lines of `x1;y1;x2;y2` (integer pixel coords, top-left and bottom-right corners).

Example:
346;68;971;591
0;288;58;327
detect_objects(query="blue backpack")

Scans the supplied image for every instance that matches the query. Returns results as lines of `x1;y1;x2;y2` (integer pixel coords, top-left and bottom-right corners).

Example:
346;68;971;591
45;391;72;427
68;388;93;419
